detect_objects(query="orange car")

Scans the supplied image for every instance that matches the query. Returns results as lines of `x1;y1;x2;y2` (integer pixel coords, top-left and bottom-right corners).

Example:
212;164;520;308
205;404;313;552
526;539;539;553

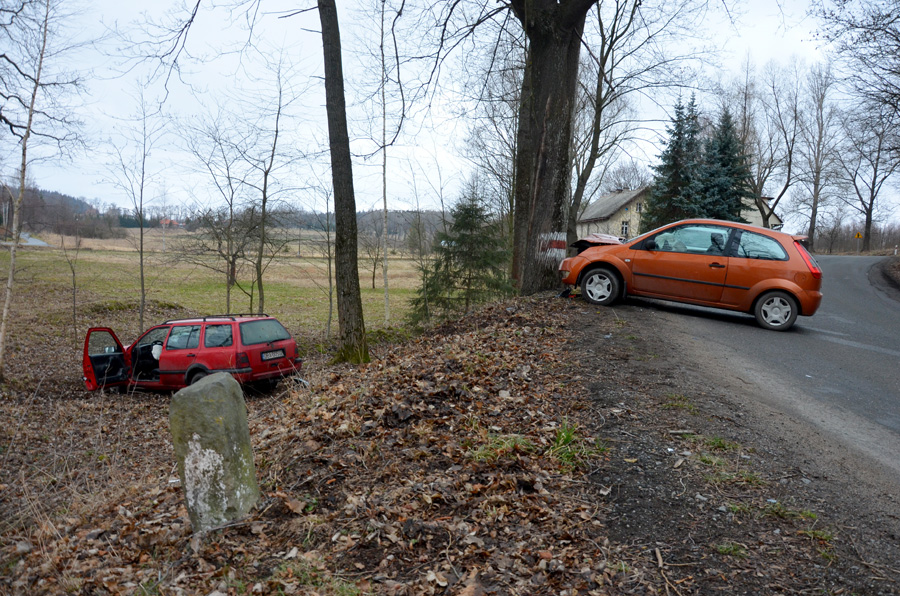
559;219;823;331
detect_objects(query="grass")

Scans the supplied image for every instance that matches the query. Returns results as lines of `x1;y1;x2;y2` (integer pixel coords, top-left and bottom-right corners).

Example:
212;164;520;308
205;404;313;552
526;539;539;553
545;418;610;471
469;434;535;462
4;242;425;346
662;393;697;413
800;528;834;542
272;559;366;595
763;502;802;519
716;542;747;557
704;436;740;451
725;502;751;515
697;454;726;467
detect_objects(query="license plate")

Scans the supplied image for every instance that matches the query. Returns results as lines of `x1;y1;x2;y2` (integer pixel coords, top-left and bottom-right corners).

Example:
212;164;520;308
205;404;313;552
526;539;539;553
261;349;285;361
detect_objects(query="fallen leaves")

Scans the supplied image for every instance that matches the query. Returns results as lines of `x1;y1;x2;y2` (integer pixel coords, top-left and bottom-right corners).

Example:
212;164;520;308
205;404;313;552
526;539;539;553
4;292;895;594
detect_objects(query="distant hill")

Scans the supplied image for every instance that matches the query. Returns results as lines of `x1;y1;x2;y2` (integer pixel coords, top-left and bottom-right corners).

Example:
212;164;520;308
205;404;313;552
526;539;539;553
4;184;450;242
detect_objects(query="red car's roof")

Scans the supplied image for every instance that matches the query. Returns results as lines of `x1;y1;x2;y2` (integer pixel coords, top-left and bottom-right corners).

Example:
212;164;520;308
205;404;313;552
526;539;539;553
162;315;277;324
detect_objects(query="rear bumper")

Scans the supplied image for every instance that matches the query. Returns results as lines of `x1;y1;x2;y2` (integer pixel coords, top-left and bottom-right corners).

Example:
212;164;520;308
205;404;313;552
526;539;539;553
234;358;303;383
798;290;823;316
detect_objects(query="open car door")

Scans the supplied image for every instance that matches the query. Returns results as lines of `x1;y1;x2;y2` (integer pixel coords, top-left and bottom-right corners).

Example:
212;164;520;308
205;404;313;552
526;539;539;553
83;328;129;391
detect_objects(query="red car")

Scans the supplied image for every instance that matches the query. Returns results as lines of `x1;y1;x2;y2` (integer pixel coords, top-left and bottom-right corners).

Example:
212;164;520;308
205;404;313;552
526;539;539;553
83;315;302;391
559;219;823;331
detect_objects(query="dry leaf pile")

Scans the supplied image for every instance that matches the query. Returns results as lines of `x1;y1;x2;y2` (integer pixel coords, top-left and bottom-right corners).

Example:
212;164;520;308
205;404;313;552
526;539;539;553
2;292;900;595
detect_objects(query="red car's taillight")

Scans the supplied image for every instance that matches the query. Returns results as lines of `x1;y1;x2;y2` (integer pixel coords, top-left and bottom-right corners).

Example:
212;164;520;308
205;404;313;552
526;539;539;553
794;241;822;280
236;352;250;366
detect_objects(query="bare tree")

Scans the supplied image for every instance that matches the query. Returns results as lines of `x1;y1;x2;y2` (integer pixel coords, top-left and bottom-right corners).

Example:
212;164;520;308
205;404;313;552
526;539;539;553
358;216;384;290
302;192;336;339
461;22;523;253
0;0;81;379
506;0;595;294
361;0;409;326
568;0;709;247
183;110;254;312
836;107;900;251
179;205;258;311
318;0;368;363
107;89;166;332
815;0;900;132
431;0;716;292
757;60;803;228
597;159;650;195
232;52;301;315
796;62;843;250
722;59;803;229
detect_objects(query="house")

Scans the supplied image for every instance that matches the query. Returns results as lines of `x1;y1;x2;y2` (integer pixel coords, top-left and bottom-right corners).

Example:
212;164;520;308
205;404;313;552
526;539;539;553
576;186;783;239
576;187;649;239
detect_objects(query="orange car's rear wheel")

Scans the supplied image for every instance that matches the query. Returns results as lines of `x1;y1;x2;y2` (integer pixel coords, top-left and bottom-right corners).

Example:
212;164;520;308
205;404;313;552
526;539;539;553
754;291;798;331
581;268;621;306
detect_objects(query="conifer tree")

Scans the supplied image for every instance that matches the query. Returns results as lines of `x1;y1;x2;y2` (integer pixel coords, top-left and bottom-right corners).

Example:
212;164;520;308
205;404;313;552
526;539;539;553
700;108;752;222
643;98;754;232
641;95;704;232
408;185;513;326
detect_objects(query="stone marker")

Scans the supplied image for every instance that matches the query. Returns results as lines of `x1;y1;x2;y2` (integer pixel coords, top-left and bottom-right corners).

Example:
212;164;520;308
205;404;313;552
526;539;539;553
169;372;260;532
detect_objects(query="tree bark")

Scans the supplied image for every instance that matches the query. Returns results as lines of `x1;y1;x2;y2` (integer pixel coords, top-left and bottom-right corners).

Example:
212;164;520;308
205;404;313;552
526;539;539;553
510;0;592;295
318;0;369;363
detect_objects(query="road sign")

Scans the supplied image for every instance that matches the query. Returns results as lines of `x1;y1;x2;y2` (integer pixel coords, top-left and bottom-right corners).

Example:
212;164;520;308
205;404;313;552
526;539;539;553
854;232;863;239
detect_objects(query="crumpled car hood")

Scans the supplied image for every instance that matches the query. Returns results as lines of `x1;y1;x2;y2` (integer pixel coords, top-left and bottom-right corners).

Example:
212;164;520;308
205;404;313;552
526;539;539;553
570;233;623;254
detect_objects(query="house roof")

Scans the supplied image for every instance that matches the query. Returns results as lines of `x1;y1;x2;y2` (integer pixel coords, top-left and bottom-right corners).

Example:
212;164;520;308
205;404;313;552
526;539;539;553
579;187;649;223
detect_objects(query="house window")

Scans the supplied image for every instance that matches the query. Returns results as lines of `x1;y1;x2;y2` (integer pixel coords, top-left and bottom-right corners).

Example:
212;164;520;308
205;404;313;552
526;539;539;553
621;221;629;237
635;202;642;213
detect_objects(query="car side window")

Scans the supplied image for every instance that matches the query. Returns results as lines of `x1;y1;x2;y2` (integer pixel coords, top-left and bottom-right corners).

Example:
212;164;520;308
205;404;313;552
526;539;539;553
647;225;732;255
136;326;171;348
167;325;201;350
736;231;788;261
204;324;234;348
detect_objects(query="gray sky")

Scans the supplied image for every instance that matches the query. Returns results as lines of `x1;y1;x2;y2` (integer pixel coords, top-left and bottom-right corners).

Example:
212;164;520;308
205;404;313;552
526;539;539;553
20;0;886;233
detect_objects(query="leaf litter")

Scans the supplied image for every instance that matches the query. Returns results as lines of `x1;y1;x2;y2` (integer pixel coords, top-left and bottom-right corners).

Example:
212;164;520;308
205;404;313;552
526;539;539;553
2;292;899;594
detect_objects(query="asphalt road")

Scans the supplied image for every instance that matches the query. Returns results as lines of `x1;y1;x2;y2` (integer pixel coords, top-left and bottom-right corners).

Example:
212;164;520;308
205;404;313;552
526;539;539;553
627;255;900;480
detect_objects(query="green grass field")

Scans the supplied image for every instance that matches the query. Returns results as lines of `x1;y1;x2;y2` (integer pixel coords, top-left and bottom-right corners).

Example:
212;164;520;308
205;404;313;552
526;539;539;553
5;240;423;346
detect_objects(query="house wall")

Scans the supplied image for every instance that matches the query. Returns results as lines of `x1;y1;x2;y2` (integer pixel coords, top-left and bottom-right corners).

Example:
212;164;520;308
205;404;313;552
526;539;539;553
576;196;782;239
743;203;782;229
576;203;644;239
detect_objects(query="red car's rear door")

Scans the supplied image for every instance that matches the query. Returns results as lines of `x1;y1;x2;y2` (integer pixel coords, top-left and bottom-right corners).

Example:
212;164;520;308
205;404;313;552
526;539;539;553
83;328;129;391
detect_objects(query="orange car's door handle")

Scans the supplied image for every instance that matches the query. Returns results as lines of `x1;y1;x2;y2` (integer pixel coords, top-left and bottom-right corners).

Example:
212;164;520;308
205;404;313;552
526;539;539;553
709;263;725;269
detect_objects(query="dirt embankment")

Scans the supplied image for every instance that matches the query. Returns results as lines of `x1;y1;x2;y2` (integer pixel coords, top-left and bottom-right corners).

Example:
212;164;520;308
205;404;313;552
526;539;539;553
877;256;900;293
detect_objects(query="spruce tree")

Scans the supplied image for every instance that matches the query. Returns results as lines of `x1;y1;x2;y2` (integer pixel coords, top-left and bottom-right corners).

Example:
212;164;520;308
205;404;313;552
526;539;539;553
408;188;513;326
700;108;753;222
641;95;705;232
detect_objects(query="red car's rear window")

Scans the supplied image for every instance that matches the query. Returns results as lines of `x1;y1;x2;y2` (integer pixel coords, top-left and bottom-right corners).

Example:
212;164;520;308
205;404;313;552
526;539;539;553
239;319;291;345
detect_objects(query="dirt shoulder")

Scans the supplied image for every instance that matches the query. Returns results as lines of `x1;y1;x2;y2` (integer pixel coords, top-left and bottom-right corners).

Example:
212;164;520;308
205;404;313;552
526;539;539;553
573;295;900;594
874;256;900;297
2;291;900;594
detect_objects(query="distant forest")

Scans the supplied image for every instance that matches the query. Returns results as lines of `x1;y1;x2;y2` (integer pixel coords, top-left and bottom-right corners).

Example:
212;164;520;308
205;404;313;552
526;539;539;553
0;185;448;244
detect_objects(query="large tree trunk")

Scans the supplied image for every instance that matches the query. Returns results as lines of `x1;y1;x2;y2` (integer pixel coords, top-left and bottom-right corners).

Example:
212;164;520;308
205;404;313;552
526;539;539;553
510;0;592;295
318;0;369;364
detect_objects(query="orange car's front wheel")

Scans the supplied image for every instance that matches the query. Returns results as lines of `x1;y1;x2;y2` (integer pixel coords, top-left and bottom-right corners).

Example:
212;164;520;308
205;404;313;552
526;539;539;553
581;268;621;306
